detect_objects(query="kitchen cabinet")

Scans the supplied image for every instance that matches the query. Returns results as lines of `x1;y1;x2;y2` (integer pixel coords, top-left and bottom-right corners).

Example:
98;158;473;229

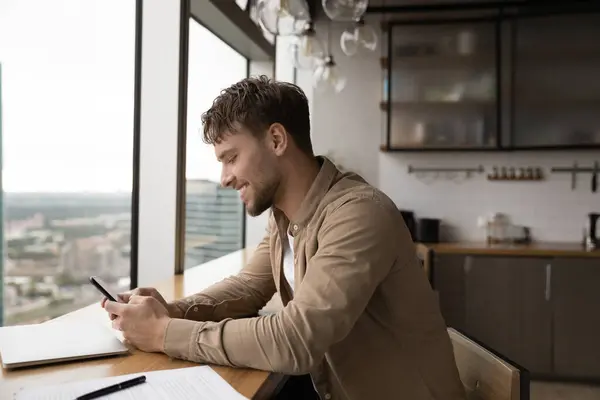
431;254;466;331
513;257;553;375
432;252;600;379
464;256;553;374
381;6;600;151
511;13;600;149
463;256;522;367
382;21;498;150
552;257;600;378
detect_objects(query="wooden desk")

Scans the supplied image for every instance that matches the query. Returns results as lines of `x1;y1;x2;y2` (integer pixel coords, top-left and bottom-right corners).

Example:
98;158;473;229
0;248;285;399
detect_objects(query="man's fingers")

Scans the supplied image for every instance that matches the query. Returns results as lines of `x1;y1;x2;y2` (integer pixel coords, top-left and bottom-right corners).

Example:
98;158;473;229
118;293;131;303
119;287;149;303
104;300;129;316
100;297;108;308
112;317;123;331
128;294;149;305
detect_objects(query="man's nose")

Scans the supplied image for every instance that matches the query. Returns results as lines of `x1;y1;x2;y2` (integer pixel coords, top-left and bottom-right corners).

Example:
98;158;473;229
221;168;233;188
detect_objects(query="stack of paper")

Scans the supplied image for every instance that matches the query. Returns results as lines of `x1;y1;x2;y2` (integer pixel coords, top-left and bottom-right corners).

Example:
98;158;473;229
14;366;249;400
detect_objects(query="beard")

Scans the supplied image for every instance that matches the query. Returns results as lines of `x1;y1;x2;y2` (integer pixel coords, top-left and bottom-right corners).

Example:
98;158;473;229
246;174;280;217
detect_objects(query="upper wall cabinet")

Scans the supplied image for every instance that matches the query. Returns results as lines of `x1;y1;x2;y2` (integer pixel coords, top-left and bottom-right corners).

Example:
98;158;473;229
383;21;498;150
511;13;600;149
380;8;600;152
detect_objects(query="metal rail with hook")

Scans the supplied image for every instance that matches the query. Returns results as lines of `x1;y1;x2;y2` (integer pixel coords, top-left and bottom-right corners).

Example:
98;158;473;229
407;165;485;174
550;161;599;191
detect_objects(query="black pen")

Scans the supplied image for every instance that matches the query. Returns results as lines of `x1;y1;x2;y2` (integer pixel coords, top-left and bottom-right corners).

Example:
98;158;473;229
76;375;146;400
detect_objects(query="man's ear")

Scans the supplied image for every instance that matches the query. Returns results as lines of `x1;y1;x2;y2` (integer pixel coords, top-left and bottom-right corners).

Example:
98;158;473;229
267;123;288;156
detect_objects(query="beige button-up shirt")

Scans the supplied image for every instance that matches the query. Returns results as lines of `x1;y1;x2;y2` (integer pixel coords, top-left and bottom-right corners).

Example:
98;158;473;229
165;156;466;400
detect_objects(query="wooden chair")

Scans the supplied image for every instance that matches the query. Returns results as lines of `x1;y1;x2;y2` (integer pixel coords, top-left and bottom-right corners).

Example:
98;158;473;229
448;328;530;400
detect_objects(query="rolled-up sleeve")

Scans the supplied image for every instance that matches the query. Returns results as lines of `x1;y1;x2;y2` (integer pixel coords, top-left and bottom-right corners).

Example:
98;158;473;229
163;197;400;374
167;220;276;323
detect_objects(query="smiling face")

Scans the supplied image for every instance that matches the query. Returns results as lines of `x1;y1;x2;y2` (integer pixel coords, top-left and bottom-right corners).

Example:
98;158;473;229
200;76;313;215
215;128;282;217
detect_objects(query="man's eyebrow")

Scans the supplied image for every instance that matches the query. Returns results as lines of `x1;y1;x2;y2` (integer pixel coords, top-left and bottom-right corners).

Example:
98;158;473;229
216;149;234;162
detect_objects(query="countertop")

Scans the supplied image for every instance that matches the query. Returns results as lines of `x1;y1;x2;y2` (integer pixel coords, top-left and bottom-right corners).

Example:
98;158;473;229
417;241;600;258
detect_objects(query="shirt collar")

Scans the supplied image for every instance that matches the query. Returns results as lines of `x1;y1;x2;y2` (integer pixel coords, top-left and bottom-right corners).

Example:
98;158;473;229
273;155;339;235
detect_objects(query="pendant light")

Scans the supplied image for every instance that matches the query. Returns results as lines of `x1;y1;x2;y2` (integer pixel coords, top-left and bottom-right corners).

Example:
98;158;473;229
313;56;347;93
313;23;346;93
340;17;378;56
322;0;368;22
256;0;310;36
289;21;325;69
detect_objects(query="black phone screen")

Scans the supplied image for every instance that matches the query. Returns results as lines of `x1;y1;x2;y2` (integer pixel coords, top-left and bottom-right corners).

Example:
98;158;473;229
89;276;120;302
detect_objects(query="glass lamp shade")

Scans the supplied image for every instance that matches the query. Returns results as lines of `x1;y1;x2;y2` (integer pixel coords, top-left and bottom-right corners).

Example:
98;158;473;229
289;24;324;69
313;56;347;93
340;19;378;56
322;0;368;22
257;0;310;36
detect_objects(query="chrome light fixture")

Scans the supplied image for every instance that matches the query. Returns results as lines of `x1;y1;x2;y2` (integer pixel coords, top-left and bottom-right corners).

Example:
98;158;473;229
340;18;378;56
289;22;325;69
322;0;369;22
256;0;310;36
313;55;347;93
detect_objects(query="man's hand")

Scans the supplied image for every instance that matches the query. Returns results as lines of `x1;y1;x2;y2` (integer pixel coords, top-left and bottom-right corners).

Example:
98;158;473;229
104;295;171;353
100;287;183;320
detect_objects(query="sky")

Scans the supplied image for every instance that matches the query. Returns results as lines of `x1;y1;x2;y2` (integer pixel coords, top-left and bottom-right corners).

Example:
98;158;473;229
186;20;247;184
0;0;246;193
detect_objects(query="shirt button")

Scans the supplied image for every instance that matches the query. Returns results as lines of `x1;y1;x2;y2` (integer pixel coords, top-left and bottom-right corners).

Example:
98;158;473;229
325;394;332;399
292;224;298;231
193;306;198;312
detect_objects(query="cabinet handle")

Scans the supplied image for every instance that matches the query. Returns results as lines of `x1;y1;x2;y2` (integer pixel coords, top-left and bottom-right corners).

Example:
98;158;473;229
464;256;472;273
545;264;552;301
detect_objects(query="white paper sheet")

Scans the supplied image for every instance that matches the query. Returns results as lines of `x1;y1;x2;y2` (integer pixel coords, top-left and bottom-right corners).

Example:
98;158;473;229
14;366;249;400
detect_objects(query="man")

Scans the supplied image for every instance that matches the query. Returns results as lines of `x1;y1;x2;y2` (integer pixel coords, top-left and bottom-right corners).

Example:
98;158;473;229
102;76;466;399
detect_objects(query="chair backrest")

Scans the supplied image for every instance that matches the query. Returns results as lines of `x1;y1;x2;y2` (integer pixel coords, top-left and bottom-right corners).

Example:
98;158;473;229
448;328;530;400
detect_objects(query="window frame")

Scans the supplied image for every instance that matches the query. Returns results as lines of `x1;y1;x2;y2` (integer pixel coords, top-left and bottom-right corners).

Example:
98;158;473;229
130;0;143;289
174;4;255;275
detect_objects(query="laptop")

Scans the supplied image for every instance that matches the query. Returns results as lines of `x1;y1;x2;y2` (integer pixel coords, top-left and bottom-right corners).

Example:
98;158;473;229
0;320;129;369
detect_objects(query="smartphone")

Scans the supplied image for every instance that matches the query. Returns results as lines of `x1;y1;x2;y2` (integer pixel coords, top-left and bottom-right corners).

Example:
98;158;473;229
89;276;121;302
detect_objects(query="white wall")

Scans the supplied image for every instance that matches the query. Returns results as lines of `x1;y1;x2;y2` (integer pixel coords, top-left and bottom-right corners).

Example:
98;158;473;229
379;151;599;242
301;21;599;243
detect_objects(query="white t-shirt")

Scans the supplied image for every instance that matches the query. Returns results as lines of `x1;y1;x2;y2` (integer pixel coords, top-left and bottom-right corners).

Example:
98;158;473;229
283;231;295;293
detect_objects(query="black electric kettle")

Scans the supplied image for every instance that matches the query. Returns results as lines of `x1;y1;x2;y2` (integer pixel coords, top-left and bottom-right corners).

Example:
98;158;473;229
587;212;600;248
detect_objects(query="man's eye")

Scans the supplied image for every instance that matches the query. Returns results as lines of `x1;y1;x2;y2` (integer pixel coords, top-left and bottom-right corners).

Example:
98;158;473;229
228;155;237;164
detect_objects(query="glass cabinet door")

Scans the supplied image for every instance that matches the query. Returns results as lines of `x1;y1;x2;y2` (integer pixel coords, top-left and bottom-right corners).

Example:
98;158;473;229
512;13;600;148
386;21;498;149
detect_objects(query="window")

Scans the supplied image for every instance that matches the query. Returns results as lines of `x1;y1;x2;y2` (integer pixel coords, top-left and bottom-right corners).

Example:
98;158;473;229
0;0;137;326
184;20;248;269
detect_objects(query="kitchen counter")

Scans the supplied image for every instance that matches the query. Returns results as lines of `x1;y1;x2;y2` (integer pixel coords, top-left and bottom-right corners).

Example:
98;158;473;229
416;241;600;258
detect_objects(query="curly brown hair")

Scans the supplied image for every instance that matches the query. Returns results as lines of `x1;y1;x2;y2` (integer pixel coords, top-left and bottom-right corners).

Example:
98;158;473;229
201;75;313;156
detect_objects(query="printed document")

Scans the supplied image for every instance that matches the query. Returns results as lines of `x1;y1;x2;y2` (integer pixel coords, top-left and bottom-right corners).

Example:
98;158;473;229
15;366;249;400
